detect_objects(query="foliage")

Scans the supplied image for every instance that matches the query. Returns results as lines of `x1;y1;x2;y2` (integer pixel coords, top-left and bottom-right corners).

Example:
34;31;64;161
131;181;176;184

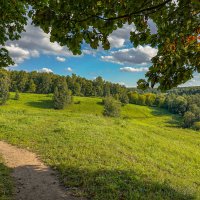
183;111;196;128
0;70;10;105
8;70;128;101
192;121;200;130
14;90;20;100
103;97;121;117
1;0;199;89
127;89;200;128
0;94;199;199
53;78;72;109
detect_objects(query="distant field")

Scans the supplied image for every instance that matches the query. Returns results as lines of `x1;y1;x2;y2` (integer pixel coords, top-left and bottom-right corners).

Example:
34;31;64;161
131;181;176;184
0;93;200;199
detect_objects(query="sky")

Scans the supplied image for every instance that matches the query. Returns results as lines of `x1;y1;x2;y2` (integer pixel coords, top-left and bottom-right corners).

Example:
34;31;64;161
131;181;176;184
5;22;200;87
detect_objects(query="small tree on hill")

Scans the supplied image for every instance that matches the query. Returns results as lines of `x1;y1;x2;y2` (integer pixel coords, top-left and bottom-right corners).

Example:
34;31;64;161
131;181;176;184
14;89;20;100
103;97;121;117
183;111;196;128
27;79;36;93
53;78;72;109
0;70;10;105
119;93;129;105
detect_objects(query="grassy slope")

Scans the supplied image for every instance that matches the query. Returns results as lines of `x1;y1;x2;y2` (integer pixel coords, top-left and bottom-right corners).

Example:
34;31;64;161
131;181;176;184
0;157;12;200
0;93;200;199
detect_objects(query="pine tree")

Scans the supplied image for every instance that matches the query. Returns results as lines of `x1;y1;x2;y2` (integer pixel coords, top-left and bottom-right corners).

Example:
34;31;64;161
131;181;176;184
53;78;72;109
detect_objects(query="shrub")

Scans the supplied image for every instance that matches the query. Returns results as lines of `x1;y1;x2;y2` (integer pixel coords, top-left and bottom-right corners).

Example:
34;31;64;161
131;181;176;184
53;78;73;109
192;122;200;130
137;95;146;105
14;90;20;100
103;97;121;117
183;111;196;128
0;71;10;105
119;93;129;104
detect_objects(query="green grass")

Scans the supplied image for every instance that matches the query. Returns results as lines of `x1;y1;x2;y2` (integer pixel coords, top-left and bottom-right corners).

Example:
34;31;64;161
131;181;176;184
0;93;200;199
0;157;12;200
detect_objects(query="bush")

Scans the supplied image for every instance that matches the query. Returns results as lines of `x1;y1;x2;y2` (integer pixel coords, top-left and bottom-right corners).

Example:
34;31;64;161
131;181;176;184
53;78;73;109
119;93;129;104
183;111;196;128
14;90;20;100
0;71;10;105
103;97;121;117
192;122;200;130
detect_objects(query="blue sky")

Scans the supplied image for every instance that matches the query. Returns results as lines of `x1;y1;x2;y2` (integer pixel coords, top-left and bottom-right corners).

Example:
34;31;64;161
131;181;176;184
6;22;200;87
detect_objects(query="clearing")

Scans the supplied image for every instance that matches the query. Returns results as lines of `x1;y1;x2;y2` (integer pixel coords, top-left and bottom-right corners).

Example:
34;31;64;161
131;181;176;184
0;93;200;199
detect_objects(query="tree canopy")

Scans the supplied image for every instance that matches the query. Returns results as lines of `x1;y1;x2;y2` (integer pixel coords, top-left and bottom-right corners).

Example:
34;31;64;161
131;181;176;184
0;0;199;90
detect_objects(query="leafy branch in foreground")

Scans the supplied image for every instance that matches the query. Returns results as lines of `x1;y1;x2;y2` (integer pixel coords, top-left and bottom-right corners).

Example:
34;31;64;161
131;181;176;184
0;0;199;89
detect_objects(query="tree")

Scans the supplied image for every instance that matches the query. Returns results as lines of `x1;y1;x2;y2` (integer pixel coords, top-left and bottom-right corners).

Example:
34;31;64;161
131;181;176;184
128;92;139;104
53;78;72;109
27;79;36;93
138;95;146;106
145;93;156;106
103;97;121;117
1;0;199;90
14;89;20;100
183;111;196;128
0;70;10;105
119;93;129;104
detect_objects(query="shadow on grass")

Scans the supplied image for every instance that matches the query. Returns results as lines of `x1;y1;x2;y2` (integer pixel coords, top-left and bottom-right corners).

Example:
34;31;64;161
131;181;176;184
56;166;195;200
11;164;196;200
151;107;182;128
96;101;104;106
0;162;12;199
26;100;54;109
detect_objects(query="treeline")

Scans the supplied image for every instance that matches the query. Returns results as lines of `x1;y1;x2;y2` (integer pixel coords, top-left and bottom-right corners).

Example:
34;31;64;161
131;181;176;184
0;69;199;129
5;70;127;98
168;86;200;95
127;91;200;129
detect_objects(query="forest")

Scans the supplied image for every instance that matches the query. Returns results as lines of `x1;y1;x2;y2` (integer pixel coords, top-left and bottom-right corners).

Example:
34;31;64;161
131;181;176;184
0;69;199;129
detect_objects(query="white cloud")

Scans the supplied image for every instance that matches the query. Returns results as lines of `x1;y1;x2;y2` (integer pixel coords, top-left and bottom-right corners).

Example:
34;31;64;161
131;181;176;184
101;45;157;65
120;67;149;73
180;74;200;87
67;67;72;72
118;82;126;86
56;56;66;62
38;68;53;73
5;44;39;65
108;23;135;48
4;22;75;66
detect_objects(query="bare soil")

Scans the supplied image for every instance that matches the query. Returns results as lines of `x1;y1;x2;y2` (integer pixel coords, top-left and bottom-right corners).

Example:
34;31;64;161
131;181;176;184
0;141;85;200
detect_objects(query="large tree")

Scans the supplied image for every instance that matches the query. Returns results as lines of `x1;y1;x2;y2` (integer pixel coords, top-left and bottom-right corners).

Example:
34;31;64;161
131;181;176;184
0;0;199;90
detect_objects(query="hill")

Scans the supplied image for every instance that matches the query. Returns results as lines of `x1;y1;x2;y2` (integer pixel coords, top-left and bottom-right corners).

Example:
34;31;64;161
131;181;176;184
0;93;200;199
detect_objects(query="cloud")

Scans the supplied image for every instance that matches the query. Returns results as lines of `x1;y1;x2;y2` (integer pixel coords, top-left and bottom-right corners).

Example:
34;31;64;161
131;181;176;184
67;67;72;72
38;68;53;73
56;56;66;62
5;44;39;65
180;74;200;87
108;23;135;48
4;22;75;66
118;82;126;86
120;67;149;73
101;45;157;65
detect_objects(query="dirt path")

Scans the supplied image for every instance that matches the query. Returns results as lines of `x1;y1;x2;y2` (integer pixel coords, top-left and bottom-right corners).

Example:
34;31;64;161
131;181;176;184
0;141;85;200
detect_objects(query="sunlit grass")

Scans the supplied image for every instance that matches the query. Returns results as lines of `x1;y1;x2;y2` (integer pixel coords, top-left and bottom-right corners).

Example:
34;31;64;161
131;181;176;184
0;93;199;199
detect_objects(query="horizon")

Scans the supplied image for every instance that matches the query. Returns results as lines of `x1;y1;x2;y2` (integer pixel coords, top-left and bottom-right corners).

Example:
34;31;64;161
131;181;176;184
6;23;200;88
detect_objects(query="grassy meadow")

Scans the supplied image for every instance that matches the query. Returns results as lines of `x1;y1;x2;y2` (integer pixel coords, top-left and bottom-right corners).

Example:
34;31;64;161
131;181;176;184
0;93;200;199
